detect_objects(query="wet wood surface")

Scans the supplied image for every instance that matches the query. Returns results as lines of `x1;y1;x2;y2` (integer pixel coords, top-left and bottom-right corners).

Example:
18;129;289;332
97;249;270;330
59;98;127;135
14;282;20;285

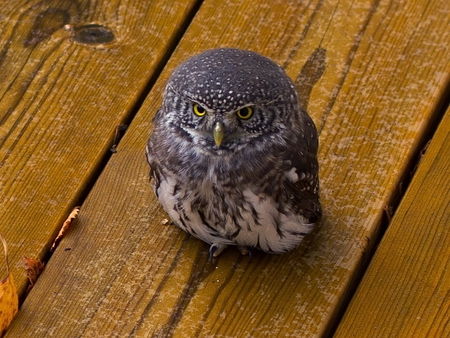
2;0;449;337
0;0;201;295
335;107;450;338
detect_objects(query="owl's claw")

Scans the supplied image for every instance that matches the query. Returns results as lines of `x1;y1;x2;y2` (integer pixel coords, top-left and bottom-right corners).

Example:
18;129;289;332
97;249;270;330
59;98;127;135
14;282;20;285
237;246;251;256
209;243;228;262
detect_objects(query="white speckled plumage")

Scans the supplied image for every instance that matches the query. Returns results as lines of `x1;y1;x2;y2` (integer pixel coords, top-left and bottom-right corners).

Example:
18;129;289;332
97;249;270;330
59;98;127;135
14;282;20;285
146;48;321;257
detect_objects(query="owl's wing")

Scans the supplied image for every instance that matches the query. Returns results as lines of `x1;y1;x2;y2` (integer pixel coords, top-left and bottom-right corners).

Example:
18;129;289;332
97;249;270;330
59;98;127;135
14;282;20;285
283;119;322;224
291;166;321;223
146;109;164;195
146;148;161;195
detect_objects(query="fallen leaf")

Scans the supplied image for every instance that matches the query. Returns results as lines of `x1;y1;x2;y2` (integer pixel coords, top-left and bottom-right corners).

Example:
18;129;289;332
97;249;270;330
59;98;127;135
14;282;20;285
0;234;19;335
23;257;45;293
110;123;128;153
50;206;80;252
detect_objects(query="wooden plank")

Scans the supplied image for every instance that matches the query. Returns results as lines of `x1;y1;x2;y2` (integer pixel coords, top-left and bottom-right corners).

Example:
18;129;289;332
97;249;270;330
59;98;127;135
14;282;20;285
6;0;450;336
334;106;450;337
0;0;200;295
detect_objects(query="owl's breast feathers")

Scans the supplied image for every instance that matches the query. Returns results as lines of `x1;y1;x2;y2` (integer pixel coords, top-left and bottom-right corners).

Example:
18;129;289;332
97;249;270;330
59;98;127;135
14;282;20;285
146;125;321;253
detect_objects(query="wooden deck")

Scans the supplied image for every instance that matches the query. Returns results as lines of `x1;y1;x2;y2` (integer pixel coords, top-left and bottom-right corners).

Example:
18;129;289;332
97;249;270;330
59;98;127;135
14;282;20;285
1;0;449;337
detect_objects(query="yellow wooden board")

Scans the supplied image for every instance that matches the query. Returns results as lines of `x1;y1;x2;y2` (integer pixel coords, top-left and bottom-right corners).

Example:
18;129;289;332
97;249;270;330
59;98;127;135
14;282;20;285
0;0;199;295
6;0;450;336
334;106;450;337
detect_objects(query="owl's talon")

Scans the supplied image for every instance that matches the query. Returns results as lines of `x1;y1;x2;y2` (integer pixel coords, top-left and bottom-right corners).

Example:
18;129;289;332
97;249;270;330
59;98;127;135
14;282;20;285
209;243;228;261
237;246;251;256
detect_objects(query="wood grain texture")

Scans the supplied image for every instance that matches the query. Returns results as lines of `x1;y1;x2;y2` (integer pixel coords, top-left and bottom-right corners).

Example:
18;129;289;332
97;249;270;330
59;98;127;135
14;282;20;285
334;106;450;338
6;0;450;337
0;0;199;295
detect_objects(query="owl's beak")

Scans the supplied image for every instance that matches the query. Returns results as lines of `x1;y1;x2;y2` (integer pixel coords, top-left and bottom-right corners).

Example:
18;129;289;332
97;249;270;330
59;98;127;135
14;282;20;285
213;122;225;147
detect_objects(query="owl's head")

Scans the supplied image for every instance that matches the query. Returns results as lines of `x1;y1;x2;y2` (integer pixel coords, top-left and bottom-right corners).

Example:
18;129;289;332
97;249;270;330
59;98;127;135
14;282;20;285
161;48;300;154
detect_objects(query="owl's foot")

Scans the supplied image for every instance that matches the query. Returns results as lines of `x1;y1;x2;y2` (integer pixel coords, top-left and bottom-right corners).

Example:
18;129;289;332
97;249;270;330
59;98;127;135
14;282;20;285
237;246;251;256
209;243;228;261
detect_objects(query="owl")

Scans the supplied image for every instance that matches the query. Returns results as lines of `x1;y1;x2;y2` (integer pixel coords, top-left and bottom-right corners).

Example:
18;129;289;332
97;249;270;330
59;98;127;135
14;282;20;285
146;48;321;258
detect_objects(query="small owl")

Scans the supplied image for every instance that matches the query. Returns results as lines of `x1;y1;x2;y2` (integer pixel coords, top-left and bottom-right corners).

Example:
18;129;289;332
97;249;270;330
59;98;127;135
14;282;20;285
146;48;321;258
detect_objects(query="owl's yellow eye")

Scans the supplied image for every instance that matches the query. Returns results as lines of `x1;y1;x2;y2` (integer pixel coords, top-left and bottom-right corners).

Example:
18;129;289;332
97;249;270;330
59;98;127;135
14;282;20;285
236;107;253;120
193;103;206;117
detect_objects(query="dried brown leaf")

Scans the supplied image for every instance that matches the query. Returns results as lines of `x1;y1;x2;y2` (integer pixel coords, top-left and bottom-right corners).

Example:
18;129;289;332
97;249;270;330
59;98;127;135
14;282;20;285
23;256;45;293
50;206;80;252
0;234;19;335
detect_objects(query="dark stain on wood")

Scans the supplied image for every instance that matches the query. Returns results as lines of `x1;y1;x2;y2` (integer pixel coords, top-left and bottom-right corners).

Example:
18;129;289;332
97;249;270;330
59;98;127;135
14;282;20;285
296;47;327;112
25;8;71;47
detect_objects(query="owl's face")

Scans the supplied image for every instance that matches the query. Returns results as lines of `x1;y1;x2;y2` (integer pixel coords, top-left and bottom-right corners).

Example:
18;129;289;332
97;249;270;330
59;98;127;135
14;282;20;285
160;49;300;155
